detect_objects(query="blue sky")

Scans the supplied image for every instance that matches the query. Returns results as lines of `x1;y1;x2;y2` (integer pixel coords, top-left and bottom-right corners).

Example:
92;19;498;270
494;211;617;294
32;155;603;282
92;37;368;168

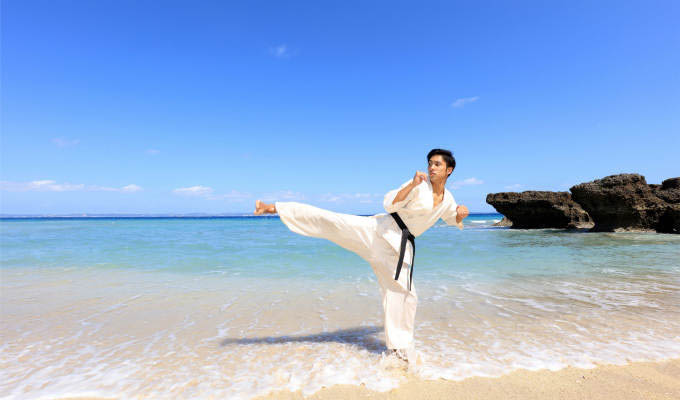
1;0;678;215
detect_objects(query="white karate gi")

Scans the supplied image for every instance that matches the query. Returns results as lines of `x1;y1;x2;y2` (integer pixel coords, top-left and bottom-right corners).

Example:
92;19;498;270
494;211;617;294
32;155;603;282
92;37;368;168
275;178;463;350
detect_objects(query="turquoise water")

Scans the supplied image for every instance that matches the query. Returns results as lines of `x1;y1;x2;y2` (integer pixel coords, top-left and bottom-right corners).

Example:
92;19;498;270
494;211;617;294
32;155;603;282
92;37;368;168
1;214;679;399
1;214;503;279
2;214;677;281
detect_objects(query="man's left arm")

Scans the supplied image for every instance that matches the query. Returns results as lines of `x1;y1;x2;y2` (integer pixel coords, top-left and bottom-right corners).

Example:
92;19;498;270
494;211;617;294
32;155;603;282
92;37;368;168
442;202;469;230
455;205;469;228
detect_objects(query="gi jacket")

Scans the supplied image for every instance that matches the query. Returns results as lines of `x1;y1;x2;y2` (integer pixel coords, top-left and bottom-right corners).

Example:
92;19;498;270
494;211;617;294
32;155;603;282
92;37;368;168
373;178;463;256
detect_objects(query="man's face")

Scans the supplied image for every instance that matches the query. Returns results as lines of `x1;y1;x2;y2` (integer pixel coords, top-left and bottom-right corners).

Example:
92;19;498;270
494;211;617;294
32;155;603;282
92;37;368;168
428;155;452;181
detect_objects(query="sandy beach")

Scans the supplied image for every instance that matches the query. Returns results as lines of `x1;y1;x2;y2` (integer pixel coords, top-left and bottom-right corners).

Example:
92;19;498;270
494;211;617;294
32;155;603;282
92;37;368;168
3;219;678;398
257;358;680;400
55;358;680;399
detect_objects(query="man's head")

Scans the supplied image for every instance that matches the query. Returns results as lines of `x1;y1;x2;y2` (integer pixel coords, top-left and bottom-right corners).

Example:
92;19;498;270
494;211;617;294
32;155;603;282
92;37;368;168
427;148;455;182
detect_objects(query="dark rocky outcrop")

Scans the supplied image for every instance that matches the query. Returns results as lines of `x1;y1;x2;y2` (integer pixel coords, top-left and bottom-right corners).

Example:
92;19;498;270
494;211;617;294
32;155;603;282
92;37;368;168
650;177;680;203
493;216;513;227
486;174;679;233
570;174;676;232
647;177;679;233
658;206;680;234
485;191;593;229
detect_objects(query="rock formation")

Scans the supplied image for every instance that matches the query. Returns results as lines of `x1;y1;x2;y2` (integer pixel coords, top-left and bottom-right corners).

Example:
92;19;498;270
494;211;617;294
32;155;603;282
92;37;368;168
485;191;593;229
650;177;680;203
493;216;513;227
486;174;679;233
570;174;678;233
652;178;680;233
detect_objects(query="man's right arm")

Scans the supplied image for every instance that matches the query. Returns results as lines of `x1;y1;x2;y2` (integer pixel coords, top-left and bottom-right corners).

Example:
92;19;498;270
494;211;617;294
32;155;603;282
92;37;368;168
384;172;427;213
392;182;417;205
393;171;428;204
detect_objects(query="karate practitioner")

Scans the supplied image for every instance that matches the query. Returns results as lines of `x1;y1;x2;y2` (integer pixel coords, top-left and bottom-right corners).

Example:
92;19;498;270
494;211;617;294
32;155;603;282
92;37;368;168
254;149;469;362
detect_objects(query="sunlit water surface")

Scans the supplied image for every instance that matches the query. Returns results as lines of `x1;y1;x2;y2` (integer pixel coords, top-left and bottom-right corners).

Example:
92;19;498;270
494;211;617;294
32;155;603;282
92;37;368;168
1;215;679;399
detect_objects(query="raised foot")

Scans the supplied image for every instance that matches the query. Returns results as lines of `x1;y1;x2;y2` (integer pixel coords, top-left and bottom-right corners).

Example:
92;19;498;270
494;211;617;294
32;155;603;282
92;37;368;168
254;200;265;215
254;200;275;215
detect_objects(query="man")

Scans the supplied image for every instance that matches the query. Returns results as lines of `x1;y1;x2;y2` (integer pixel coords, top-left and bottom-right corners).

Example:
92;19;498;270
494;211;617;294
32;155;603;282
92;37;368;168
254;149;469;361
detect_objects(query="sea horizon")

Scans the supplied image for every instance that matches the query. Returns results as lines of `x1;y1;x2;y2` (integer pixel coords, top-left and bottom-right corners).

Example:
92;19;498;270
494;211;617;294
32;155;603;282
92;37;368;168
0;211;503;219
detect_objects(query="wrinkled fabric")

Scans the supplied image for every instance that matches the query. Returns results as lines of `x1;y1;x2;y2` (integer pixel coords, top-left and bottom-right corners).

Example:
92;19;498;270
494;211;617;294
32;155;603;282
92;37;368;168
275;201;417;349
377;177;463;254
273;178;462;350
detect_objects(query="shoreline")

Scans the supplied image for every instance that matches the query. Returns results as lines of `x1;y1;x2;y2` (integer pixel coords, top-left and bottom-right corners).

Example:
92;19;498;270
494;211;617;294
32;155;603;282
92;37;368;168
256;358;680;400
6;219;677;399
52;358;680;399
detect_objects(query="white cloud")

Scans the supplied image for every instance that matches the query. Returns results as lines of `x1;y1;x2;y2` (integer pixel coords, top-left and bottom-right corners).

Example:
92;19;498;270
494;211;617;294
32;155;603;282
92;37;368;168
121;184;143;192
449;177;484;189
504;184;523;190
31;180;85;191
172;186;251;202
86;184;144;192
86;185;119;192
321;194;341;202
261;190;307;202
0;180;142;192
146;149;160;155
173;185;214;197
451;96;480;108
269;44;291;58
52;137;80;147
319;192;380;204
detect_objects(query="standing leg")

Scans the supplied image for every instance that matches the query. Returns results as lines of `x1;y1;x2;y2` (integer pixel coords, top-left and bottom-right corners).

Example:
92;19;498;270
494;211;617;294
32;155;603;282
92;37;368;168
257;200;419;352
368;239;418;351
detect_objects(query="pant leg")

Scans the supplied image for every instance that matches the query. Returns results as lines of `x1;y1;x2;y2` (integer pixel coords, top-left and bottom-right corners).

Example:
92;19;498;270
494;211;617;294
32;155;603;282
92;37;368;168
276;201;418;350
367;237;418;350
275;201;377;262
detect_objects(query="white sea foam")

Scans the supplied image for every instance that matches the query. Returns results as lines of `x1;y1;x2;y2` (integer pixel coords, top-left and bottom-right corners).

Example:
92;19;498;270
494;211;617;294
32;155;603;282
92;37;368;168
2;257;680;399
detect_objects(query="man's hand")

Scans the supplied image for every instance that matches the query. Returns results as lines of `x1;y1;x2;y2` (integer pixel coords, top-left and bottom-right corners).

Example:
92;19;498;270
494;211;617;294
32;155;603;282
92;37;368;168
412;171;428;186
393;172;425;205
456;205;469;220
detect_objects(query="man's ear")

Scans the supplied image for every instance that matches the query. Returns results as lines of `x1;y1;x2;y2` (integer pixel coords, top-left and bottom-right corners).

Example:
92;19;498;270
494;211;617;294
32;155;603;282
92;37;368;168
447;167;453;177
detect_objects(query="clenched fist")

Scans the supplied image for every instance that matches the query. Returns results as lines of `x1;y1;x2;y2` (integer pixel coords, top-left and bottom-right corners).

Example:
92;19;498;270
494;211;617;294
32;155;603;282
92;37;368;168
456;205;469;219
412;171;428;186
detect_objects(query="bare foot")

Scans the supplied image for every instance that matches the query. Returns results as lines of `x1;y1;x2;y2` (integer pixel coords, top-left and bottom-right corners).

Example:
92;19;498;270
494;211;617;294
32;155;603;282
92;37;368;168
254;200;275;215
254;200;266;215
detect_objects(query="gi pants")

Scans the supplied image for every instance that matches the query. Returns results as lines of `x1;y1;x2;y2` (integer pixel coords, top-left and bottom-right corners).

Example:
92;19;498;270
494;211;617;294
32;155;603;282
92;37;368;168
275;201;417;350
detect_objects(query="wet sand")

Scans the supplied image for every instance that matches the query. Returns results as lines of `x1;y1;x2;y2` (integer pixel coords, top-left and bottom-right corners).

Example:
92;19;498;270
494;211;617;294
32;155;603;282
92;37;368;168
5;220;678;399
257;358;680;400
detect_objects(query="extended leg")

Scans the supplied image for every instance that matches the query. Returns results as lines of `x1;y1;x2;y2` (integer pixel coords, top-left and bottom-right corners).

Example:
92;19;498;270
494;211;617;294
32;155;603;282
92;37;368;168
259;199;418;351
272;201;378;262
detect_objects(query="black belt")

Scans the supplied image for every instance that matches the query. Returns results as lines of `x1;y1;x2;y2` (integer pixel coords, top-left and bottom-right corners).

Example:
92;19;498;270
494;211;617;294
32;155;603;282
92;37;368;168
390;212;415;291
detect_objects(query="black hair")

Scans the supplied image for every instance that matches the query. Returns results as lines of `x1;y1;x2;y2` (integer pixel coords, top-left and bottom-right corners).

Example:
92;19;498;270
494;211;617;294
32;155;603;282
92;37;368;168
427;148;456;177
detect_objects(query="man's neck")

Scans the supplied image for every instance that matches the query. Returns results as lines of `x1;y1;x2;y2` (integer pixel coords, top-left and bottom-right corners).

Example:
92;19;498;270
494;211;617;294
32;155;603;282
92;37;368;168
431;179;446;195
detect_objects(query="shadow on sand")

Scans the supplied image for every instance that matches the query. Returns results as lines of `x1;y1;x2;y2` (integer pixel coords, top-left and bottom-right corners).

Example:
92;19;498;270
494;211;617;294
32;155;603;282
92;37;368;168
220;326;386;354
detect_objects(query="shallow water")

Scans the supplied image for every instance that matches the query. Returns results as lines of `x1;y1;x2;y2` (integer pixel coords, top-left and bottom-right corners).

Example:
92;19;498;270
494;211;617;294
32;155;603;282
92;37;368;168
1;215;679;399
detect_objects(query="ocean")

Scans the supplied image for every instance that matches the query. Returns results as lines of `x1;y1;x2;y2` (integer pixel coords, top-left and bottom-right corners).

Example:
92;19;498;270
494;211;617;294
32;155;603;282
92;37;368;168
1;213;679;399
